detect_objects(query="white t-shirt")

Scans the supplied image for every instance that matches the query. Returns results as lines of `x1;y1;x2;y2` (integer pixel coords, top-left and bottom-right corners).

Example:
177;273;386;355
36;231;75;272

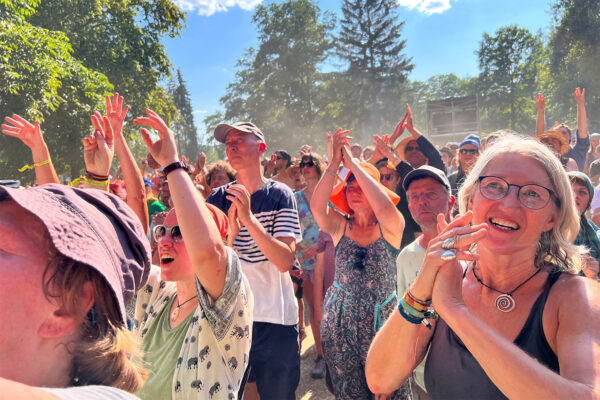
207;180;302;325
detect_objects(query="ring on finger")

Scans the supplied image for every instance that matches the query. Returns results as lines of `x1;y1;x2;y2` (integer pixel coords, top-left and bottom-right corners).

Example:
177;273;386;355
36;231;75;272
441;237;456;250
441;250;456;261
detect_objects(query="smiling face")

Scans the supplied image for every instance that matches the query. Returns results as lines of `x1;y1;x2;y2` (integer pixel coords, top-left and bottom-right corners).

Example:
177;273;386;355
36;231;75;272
157;210;194;282
0;200;57;381
470;153;557;256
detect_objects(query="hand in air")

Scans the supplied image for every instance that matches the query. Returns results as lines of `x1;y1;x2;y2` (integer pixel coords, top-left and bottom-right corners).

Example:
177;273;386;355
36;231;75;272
83;112;115;176
134;109;178;168
2;114;45;150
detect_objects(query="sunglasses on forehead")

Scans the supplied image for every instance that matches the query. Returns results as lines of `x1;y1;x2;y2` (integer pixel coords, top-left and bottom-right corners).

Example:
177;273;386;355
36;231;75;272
459;148;479;155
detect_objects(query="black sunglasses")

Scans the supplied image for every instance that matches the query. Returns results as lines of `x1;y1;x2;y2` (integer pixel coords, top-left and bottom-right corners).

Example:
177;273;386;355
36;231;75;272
300;160;314;168
459;148;479;155
405;145;421;152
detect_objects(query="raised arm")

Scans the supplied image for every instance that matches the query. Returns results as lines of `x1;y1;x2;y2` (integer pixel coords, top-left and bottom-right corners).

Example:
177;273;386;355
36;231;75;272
2;115;59;185
341;145;404;242
134;109;228;300
311;129;348;242
105;93;149;234
574;87;588;139
367;213;486;393
81;113;115;193
535;93;546;136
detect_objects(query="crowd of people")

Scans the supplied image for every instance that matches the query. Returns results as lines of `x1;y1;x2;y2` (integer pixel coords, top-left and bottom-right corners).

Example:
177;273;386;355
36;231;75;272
0;88;599;400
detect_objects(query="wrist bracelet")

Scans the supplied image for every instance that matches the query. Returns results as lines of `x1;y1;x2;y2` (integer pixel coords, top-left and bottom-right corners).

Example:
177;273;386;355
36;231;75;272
325;168;337;177
18;159;50;172
406;289;431;307
83;177;110;188
85;170;110;182
163;161;189;178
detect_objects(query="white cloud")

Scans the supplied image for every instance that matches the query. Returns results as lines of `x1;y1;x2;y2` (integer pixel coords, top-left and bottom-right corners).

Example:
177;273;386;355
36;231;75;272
193;109;208;115
397;0;452;15
175;0;262;16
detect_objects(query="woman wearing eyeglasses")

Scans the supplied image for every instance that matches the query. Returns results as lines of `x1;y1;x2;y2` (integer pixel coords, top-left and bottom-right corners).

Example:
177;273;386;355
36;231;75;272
133;110;253;400
311;129;409;399
367;136;600;399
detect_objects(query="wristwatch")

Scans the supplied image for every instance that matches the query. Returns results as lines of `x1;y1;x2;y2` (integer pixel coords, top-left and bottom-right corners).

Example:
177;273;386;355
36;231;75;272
162;161;189;177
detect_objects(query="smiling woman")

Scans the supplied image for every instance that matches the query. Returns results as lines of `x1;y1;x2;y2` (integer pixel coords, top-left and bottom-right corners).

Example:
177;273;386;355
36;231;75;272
366;135;600;399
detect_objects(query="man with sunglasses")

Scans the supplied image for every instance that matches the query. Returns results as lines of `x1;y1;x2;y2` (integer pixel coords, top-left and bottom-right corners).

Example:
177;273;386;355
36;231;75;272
207;121;302;400
449;135;481;200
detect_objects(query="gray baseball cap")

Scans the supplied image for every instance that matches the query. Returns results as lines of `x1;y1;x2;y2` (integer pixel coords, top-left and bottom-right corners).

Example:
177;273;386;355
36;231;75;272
214;121;265;143
403;165;451;192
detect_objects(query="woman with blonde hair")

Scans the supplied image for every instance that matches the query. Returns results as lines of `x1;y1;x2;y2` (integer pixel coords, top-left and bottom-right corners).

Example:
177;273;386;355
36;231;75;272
367;135;600;399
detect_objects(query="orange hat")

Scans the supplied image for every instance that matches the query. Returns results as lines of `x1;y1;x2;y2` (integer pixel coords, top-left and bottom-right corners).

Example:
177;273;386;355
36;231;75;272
329;162;400;215
537;130;570;155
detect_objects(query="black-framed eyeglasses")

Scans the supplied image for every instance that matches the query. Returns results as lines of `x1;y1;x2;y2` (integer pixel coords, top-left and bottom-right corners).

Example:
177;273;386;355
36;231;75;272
153;224;184;243
405;145;421;152
460;148;479;155
478;176;556;210
300;160;314;168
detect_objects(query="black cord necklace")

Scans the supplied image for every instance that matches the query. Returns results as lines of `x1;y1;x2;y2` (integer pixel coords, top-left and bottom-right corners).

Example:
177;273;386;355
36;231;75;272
170;294;197;322
471;262;541;313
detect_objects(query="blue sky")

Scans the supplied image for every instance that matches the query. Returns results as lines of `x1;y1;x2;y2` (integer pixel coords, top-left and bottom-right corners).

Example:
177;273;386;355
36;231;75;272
164;0;555;135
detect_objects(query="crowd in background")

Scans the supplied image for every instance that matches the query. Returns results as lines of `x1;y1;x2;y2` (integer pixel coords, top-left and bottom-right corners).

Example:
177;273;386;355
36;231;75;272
0;89;599;400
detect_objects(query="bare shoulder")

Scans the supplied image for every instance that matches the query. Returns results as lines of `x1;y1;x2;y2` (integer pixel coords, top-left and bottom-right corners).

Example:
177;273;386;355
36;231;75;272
544;273;600;349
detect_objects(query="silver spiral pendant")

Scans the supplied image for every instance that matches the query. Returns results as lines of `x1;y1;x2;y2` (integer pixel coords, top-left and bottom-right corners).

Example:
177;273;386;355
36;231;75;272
495;294;516;312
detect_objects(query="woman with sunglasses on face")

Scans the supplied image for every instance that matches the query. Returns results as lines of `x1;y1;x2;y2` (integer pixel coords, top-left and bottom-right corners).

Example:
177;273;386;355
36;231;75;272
311;129;408;399
133;110;253;400
294;152;334;378
367;136;600;399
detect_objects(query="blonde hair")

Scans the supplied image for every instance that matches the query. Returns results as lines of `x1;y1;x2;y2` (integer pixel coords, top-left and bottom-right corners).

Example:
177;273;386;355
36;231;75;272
458;135;581;273
44;247;147;392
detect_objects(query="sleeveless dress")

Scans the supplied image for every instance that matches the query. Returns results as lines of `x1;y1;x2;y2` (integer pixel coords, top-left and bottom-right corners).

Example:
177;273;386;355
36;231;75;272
321;221;411;399
424;271;561;399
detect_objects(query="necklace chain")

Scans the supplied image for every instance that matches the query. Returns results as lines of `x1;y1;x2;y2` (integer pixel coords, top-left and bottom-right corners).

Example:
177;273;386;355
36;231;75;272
472;262;541;296
170;294;197;322
176;294;197;308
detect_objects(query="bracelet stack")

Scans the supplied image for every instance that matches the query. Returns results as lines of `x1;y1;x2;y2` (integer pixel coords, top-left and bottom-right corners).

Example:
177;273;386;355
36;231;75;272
84;171;110;188
397;289;438;329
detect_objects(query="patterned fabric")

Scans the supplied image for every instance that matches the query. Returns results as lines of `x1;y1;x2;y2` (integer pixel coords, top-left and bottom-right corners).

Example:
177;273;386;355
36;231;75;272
134;248;253;400
321;223;411;399
294;190;320;271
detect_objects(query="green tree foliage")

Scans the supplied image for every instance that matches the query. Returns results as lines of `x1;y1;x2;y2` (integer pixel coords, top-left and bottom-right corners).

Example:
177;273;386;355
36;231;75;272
169;69;199;158
221;0;334;151
476;25;542;132
336;0;414;141
0;0;184;180
547;0;600;128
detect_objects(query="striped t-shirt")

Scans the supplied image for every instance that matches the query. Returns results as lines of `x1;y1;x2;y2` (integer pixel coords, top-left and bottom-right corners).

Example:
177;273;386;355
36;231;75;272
207;179;302;325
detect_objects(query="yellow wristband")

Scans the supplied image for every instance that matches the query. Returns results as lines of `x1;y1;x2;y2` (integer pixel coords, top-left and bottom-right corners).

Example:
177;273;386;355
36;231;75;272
83;177;110;188
18;159;51;172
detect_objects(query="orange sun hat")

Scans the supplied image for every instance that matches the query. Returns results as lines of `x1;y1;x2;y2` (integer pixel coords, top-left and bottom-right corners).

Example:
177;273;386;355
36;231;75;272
329;162;400;215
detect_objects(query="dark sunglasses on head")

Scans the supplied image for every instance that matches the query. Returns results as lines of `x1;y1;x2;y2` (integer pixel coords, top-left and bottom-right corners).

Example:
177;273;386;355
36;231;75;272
300;160;314;168
405;145;421;152
153;224;183;244
459;148;479;155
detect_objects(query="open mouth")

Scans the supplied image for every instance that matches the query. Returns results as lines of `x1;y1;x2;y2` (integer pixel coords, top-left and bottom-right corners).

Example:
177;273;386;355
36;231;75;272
489;217;519;231
161;255;175;265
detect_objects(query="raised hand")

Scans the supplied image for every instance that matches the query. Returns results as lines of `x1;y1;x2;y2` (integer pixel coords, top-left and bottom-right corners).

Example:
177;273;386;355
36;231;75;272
105;93;129;139
2;114;45;150
534;93;545;111
330;128;351;167
83;112;115;176
373;134;394;159
389;112;408;145
266;154;277;176
405;104;415;132
196;152;207;172
134;109;178;167
574;87;585;106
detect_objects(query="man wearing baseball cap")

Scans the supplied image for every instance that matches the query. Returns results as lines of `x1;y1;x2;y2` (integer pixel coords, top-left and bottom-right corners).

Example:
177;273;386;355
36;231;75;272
395;165;455;398
208;121;302;399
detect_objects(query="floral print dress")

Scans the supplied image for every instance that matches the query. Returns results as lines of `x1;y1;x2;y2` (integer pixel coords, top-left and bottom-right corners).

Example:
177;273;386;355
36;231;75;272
321;221;411;399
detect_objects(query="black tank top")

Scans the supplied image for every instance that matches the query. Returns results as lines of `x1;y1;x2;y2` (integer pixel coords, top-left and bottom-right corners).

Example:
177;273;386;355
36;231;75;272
424;272;560;400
